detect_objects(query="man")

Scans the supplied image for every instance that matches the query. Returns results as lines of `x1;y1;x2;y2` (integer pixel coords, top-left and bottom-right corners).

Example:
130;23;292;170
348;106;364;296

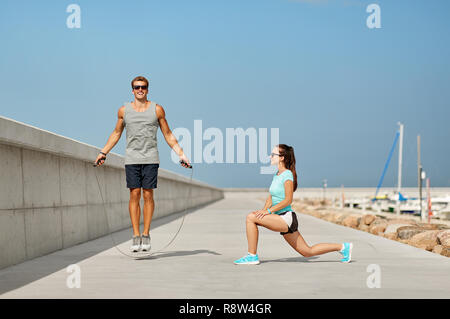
94;76;191;252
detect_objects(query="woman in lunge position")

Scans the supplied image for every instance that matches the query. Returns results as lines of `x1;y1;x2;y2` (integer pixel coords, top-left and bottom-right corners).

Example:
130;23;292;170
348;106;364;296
234;144;352;265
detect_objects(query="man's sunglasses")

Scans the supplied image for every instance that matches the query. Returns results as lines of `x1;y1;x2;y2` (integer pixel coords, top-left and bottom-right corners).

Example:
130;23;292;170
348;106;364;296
133;85;148;90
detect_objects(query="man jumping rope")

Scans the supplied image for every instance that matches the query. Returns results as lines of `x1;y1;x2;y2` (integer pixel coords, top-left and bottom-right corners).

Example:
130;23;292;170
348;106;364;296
94;76;191;252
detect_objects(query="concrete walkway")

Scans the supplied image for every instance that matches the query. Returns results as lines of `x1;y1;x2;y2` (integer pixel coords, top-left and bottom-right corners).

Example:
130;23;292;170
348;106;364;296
1;192;449;298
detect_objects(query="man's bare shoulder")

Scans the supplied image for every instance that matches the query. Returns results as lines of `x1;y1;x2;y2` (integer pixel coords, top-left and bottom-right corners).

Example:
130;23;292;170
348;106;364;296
118;105;126;118
155;103;165;118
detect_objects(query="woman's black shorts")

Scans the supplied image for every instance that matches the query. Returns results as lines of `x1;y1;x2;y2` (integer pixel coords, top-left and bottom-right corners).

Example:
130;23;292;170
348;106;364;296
278;211;299;235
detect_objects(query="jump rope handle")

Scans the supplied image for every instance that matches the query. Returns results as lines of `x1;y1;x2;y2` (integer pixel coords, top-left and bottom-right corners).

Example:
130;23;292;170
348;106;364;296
93;155;107;167
180;160;192;169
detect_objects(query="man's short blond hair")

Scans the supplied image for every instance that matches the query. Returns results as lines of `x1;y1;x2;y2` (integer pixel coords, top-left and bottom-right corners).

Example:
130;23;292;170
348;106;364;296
131;76;149;88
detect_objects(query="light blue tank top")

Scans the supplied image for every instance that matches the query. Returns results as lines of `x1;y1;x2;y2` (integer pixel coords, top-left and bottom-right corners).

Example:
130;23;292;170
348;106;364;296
123;101;160;165
269;169;294;214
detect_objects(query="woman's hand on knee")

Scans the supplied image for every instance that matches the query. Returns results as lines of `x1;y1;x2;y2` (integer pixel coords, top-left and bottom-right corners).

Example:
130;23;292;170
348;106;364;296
254;209;269;220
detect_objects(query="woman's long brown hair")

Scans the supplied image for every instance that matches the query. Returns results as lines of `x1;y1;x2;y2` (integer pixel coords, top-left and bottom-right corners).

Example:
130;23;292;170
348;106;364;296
277;144;298;191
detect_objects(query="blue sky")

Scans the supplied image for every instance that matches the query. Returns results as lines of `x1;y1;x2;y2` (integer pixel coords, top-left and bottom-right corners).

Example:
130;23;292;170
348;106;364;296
0;0;449;188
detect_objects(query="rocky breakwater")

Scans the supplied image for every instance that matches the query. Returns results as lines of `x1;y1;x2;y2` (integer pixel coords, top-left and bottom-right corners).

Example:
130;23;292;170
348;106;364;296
292;200;450;257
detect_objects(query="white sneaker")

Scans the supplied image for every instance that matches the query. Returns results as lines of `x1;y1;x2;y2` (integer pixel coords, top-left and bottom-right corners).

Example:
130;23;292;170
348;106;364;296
130;235;141;252
141;234;151;251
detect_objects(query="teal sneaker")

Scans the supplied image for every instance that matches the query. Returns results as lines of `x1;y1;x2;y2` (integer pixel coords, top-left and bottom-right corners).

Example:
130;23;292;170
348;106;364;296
234;253;260;265
340;243;353;263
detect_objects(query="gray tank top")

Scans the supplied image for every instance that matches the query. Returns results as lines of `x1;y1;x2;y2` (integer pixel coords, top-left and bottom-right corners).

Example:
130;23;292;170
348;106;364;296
123;101;160;165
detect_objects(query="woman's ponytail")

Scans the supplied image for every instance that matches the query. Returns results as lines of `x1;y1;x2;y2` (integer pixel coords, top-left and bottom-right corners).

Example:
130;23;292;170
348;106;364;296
277;144;298;191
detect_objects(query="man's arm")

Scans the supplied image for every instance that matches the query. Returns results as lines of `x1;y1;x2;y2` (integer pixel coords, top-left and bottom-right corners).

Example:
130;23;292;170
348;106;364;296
94;106;125;166
155;104;190;165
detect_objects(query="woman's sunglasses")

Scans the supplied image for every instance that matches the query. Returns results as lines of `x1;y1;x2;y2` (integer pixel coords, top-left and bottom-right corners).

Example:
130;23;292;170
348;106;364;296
270;153;281;157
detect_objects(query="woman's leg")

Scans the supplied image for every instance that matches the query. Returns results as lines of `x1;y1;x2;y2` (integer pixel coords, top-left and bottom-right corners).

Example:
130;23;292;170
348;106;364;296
246;212;289;254
283;231;342;257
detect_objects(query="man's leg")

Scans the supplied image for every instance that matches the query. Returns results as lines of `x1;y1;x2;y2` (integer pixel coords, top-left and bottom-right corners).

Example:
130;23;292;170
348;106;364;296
141;164;159;236
129;188;141;236
142;189;154;236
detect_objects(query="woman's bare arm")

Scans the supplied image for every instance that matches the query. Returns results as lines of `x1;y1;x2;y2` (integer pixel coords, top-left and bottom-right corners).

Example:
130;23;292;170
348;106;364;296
267;180;294;213
263;194;272;210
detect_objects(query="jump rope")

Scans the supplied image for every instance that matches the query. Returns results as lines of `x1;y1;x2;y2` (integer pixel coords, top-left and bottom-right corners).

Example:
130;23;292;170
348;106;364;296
93;158;193;260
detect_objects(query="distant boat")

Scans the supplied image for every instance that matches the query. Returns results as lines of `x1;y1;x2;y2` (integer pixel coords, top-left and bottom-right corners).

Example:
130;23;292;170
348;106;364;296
344;123;448;219
373;194;389;200
430;196;450;219
372;123;404;215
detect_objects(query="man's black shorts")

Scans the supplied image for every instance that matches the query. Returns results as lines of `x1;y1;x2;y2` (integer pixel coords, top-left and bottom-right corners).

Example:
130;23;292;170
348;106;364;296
125;164;159;189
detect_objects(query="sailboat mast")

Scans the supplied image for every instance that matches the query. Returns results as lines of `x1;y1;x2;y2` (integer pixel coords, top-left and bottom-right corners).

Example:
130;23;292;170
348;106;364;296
397;122;404;215
417;135;423;220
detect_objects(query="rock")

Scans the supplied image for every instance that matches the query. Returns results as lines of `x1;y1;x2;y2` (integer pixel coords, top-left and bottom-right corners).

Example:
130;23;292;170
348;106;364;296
384;233;397;240
408;230;441;251
320;199;332;206
437;230;450;247
359;224;370;232
416;223;449;230
315;211;326;218
362;214;376;225
441;247;450;257
386;219;417;226
343;215;361;228
312;200;322;206
336;214;349;225
397;226;426;240
432;245;444;254
432;245;450;257
412;243;429;250
323;213;335;222
385;224;412;235
308;211;322;219
331;213;346;224
371;217;389;226
369;223;388;235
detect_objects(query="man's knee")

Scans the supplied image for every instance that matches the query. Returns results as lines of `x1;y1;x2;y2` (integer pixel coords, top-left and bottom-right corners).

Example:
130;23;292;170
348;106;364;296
142;189;154;201
129;188;141;200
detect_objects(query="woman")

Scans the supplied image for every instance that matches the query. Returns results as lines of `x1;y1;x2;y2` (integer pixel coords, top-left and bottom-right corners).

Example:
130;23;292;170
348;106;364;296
234;144;352;265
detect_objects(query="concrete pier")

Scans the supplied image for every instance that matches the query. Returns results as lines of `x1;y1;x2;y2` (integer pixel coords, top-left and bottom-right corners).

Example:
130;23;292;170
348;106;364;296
1;192;449;298
1;116;449;299
0;115;223;270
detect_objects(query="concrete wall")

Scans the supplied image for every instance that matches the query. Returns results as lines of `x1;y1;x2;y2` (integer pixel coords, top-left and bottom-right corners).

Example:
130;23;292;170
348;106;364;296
0;115;223;269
